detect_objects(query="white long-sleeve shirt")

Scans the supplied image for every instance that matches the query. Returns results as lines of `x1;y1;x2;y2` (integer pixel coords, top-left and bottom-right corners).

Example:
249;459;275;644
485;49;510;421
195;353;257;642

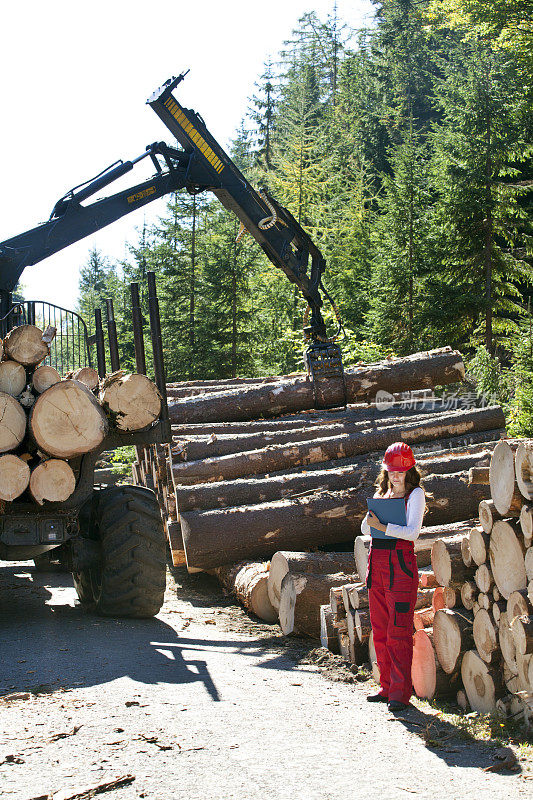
361;486;425;542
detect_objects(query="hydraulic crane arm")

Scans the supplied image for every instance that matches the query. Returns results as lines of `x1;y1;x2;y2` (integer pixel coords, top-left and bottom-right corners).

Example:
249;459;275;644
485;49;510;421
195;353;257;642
0;73;345;406
147;73;330;341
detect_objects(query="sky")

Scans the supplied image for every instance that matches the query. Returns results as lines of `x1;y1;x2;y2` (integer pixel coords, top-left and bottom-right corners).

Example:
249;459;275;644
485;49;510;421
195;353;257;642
1;0;374;311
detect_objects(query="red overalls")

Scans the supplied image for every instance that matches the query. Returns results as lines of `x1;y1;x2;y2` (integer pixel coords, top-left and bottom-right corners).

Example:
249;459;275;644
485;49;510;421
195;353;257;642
366;491;419;704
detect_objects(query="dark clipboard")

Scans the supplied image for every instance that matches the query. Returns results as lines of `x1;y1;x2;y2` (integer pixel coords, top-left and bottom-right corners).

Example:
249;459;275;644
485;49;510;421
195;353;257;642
366;497;407;539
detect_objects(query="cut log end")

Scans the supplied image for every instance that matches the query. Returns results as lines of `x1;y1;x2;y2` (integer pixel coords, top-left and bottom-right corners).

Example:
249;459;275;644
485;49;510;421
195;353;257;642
3;325;50;366
29;459;76;505
0;393;26;453
0;454;31;501
101;373;161;431
32;364;61;394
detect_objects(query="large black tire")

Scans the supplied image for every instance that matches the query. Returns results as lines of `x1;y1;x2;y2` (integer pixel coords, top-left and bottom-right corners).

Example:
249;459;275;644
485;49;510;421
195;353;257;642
74;485;166;618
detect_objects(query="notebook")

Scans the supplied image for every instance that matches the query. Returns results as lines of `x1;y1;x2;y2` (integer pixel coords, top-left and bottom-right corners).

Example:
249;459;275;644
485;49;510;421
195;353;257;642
366;497;407;539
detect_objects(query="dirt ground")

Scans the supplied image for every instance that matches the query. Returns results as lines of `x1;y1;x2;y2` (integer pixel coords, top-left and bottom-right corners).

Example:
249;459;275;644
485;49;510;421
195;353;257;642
0;562;531;800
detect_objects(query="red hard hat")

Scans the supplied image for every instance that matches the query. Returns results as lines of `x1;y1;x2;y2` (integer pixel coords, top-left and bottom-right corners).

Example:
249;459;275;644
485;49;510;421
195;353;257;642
383;442;416;472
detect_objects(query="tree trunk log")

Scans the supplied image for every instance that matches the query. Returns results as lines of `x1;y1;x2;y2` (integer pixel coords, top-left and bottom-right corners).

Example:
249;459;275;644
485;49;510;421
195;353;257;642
170;406;504;485
507;589;531;622
461;650;504;713
492;599;506;624
168;348;465;424
490;440;524;516
214;561;277;622
267;551;356;612
0;361;27;397
433;608;474;674
167;520;185;567
526;548;533;582
100;373;161;431
520;505;533;547
489;520;527;600
30;380;108;458
173;445;495;513
469;526;490;566
412;629;459;700
279;571;357;637
515;441;533;503
0;393;26;453
431;535;474;588
478;499;503;533
180;475;485;571
3;325;50;366
499;612;517;673
461;536;473;567
32;365;61;394
72;367;99;392
29;459;76;504
475;564;494;594
419;569;439;589
461;581;477;611
473;608;499;663
510;615;533;656
0;454;31;500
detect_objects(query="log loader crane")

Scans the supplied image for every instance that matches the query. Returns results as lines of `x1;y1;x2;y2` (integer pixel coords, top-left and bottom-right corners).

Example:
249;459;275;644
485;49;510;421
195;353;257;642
0;73;345;617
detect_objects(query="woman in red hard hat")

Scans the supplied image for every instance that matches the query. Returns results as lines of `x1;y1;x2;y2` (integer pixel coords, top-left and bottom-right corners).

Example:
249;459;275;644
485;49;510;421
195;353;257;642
361;441;427;711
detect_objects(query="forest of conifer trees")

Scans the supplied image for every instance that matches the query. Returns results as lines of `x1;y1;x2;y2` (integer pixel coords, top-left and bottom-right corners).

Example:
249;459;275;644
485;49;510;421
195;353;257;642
77;0;533;434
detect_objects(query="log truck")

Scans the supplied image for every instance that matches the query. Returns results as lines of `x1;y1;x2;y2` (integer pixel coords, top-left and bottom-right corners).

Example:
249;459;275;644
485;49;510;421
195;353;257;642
0;73;345;617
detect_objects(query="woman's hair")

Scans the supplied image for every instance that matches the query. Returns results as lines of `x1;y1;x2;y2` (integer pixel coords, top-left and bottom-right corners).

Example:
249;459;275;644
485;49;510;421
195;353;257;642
375;465;432;513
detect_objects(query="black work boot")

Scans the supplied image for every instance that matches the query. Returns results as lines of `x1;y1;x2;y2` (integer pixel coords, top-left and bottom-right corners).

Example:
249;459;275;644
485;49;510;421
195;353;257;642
366;692;388;703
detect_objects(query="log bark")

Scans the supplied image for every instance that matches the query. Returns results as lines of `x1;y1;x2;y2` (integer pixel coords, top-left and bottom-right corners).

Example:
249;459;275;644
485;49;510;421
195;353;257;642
174;444;495;513
0;393;26;453
461;650;504;714
279;571;357;637
0;454;30;501
431;535;474;588
469;526;490;566
214;562;277;622
32;365;61;394
29;459;76;505
469;466;490;485
320;605;339;653
3;325;49;366
180;476;484;571
473;608;499;663
170;406;504;485
0;361;26;397
169;348;466;424
489;440;524;516
478;499;503;533
515;441;533;502
267;551;356;612
433;608;474;674
100;372;161;431
169;399;450;437
489;520;527;600
30;380;108;458
412;629;459;700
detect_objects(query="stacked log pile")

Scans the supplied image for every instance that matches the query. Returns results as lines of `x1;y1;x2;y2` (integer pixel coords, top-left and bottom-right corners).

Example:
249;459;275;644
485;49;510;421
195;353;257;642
0;324;162;507
132;347;507;568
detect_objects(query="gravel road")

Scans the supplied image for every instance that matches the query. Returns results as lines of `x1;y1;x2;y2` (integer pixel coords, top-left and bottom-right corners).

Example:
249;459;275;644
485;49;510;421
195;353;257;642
0;562;530;800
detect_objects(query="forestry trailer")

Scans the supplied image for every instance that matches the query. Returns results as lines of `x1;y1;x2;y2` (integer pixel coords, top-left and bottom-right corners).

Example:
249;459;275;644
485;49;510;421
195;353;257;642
0;73;344;618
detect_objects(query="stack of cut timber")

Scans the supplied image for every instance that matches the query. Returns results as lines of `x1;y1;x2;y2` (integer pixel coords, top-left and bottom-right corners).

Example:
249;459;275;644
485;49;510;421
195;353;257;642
145;349;510;570
0;324;162;507
424;439;533;725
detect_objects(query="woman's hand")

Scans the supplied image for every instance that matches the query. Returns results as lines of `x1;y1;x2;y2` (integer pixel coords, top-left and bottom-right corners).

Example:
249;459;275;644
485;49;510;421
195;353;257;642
368;511;387;533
